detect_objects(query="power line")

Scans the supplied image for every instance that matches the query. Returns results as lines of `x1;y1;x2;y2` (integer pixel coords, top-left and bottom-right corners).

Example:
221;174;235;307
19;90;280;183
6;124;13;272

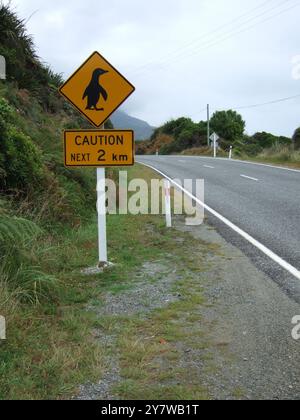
230;93;300;110
130;0;275;75
132;0;299;77
189;107;207;119
143;0;293;71
191;93;300;120
166;0;300;67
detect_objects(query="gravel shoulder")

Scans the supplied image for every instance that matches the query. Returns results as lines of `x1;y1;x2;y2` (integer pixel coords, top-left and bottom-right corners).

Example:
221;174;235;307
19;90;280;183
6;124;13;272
75;217;300;400
177;220;300;400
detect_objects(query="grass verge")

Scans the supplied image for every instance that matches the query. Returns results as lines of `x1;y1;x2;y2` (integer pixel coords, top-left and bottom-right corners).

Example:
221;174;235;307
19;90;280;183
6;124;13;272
78;164;223;400
1;164;220;400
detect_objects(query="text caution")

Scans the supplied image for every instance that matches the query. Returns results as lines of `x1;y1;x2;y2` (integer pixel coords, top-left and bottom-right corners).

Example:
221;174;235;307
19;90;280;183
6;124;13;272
64;130;135;167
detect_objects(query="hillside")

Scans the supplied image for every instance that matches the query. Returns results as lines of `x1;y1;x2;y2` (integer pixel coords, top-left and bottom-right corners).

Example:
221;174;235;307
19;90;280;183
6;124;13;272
0;4;110;398
110;109;155;140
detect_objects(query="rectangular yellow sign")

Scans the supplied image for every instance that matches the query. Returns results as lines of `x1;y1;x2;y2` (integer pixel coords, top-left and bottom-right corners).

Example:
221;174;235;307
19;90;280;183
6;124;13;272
64;130;135;167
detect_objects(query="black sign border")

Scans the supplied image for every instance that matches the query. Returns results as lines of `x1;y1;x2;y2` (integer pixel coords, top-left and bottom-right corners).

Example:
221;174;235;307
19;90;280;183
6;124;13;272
59;51;136;128
64;129;135;168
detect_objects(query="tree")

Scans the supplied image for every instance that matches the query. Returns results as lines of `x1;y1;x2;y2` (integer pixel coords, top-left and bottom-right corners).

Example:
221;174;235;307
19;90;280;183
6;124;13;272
175;126;201;151
197;121;208;137
210;110;245;143
292;127;300;150
160;117;194;139
149;117;209;154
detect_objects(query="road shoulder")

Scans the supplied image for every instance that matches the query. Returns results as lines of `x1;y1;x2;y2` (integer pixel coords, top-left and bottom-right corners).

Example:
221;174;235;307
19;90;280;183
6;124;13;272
76;212;300;400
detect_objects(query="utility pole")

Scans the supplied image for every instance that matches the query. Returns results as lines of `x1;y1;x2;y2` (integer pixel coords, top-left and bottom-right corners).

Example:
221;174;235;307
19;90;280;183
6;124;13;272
207;104;210;147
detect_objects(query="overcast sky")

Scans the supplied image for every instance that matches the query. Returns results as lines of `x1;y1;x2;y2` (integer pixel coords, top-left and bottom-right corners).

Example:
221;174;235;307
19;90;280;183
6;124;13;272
6;0;300;136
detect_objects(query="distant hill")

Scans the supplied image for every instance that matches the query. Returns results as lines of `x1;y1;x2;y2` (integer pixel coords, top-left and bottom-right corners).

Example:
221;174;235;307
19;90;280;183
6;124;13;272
110;110;155;140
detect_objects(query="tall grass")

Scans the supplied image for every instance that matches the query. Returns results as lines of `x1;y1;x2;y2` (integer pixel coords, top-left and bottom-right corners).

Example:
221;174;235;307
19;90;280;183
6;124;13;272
180;146;228;157
0;210;60;307
257;144;300;164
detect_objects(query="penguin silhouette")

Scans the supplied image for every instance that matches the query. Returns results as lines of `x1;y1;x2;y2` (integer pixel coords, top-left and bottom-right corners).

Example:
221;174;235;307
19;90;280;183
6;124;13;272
83;68;108;111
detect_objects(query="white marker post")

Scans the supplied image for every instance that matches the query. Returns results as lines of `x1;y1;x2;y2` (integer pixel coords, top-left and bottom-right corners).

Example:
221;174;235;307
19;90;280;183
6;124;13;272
164;179;172;228
97;167;108;267
229;146;233;159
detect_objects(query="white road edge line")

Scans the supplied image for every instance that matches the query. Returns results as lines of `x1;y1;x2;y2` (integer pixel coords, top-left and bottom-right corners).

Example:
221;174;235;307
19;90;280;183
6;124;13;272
240;174;259;182
138;161;300;281
204;165;215;169
231;158;300;174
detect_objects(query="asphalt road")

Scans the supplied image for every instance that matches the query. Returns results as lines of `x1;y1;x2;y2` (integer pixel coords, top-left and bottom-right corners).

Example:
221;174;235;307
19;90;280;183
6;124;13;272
137;155;300;302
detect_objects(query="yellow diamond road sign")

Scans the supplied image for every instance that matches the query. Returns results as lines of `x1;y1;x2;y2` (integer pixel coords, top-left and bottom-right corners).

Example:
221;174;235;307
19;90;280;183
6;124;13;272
59;52;135;127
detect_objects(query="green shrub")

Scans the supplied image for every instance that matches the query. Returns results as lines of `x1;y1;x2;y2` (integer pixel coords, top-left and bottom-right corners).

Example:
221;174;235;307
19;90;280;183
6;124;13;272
0;97;14;122
250;132;291;149
0;97;46;192
152;117;209;154
0;125;45;192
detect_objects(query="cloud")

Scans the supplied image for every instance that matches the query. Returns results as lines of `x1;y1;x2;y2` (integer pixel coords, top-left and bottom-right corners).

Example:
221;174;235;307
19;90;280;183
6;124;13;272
7;0;300;135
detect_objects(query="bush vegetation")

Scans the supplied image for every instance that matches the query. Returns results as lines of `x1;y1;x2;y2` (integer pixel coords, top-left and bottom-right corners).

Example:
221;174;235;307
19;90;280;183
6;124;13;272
137;110;297;163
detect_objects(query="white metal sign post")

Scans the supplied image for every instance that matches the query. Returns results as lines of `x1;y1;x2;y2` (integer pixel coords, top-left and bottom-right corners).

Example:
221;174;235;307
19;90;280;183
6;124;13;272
97;167;108;266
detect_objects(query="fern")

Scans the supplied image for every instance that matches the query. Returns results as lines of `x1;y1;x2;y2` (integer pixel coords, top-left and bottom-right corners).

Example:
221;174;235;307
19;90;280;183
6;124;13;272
0;215;41;244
